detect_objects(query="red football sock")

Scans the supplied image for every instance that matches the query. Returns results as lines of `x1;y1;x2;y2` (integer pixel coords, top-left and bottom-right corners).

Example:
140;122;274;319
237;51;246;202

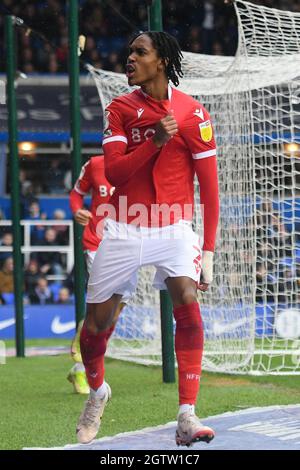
80;322;109;391
106;324;115;340
173;302;204;405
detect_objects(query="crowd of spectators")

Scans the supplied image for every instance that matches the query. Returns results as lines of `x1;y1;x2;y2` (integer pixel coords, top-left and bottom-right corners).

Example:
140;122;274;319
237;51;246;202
0;194;299;308
0;197;74;306
0;0;298;76
0;0;300;309
256;201;299;307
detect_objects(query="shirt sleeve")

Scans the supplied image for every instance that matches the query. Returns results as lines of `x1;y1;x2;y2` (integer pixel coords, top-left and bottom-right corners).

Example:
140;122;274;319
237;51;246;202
70;160;92;214
181;105;219;252
69;189;83;214
180;105;217;160
194;156;219;252
74;160;92;195
102;100;160;186
102;100;128;146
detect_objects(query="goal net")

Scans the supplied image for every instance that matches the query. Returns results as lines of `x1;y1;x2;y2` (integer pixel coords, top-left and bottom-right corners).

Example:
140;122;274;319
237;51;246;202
88;0;300;374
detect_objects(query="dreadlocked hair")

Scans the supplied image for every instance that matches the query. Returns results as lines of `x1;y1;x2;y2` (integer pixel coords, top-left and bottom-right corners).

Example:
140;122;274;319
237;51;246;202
129;31;183;87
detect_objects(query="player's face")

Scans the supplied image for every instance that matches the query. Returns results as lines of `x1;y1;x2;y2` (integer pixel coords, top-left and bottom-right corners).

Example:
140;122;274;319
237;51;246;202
126;34;164;86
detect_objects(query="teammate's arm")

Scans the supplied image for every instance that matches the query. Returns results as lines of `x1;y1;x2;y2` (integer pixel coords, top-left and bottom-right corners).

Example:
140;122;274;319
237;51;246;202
103;103;177;186
70;161;93;226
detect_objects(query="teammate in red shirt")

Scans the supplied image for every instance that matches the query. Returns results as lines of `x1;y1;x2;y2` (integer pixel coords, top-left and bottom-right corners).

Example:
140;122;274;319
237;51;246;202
70;155;114;257
68;156;119;394
77;32;219;447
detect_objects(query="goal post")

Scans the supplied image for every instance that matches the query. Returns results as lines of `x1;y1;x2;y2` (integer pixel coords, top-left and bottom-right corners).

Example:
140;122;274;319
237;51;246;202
148;0;175;384
88;0;300;375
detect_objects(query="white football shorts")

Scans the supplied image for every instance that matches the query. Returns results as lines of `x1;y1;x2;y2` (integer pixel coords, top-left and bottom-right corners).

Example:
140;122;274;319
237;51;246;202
85;247;132;302
84;249;96;276
86;218;202;304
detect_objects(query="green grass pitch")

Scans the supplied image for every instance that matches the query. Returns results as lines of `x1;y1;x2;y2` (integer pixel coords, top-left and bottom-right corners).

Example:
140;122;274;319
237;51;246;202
1;340;300;449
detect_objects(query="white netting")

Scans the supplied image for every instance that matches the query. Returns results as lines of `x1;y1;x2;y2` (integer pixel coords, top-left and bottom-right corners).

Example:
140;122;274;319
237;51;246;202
88;0;300;374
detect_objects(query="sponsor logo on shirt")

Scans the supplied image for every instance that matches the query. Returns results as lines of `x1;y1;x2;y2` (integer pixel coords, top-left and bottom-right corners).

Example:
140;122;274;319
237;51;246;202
104;110;110;131
199;120;212;142
193;108;204;120
137;108;144;119
103;128;112;137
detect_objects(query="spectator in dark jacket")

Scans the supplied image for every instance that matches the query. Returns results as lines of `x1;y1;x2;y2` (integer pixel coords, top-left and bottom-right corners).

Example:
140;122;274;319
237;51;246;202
32;228;63;275
29;276;54;305
25;259;41;296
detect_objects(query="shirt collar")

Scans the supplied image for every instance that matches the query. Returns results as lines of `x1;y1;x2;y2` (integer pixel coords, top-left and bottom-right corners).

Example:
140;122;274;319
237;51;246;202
140;84;172;102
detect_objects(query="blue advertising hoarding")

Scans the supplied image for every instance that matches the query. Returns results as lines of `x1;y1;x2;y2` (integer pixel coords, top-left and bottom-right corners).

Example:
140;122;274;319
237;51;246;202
1;304;296;340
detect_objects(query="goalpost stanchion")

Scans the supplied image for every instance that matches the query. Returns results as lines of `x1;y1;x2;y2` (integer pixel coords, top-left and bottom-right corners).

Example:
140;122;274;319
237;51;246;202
68;0;86;326
5;15;25;358
147;0;163;31
149;0;175;383
160;292;175;382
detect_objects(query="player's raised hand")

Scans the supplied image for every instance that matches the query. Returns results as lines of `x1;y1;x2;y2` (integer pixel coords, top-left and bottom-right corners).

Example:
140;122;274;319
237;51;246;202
153;113;178;148
198;251;214;292
74;209;92;226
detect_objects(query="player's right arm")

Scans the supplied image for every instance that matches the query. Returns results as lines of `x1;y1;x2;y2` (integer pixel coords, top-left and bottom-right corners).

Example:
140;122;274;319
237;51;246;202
70;160;93;226
103;101;177;186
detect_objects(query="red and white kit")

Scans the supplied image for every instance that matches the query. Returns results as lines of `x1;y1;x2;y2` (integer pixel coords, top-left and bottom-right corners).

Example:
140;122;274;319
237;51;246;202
87;85;219;302
69;156;114;272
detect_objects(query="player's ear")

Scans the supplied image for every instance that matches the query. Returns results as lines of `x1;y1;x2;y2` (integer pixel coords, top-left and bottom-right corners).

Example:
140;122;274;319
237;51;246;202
158;57;168;72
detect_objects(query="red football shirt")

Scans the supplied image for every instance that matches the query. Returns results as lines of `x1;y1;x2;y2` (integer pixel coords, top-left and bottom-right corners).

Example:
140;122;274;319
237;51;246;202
103;85;219;252
69;156;114;251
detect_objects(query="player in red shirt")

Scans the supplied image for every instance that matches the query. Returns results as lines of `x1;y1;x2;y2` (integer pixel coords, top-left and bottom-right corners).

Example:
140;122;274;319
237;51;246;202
70;155;114;260
68;156;122;394
77;32;219;447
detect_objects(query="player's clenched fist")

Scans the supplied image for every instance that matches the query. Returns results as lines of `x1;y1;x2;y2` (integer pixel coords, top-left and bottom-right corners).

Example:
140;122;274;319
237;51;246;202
74;209;93;226
153;113;178;148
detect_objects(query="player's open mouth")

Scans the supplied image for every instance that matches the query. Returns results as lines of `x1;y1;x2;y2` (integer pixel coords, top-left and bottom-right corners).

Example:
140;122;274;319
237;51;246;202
126;64;135;78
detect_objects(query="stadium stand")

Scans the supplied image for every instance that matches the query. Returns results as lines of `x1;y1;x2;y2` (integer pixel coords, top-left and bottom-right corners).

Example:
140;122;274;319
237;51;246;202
0;0;299;313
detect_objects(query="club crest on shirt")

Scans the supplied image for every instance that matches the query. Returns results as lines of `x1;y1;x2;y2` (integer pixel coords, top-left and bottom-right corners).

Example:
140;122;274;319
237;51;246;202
199;120;212;142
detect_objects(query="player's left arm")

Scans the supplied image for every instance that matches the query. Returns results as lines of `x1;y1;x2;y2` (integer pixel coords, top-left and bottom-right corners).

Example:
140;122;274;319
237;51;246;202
70;160;93;226
180;106;220;290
